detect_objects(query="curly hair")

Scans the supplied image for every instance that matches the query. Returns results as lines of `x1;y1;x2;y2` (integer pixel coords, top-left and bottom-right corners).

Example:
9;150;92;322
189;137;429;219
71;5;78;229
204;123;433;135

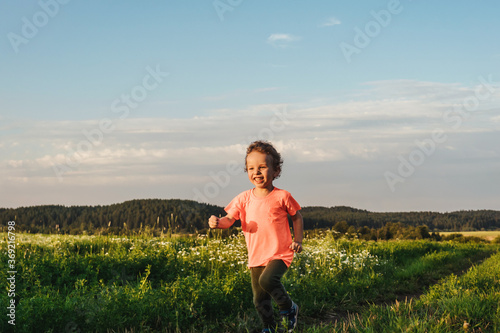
244;140;283;179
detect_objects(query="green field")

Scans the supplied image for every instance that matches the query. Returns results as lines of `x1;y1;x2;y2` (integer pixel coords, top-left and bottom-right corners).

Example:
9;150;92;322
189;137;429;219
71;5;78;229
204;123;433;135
1;231;499;332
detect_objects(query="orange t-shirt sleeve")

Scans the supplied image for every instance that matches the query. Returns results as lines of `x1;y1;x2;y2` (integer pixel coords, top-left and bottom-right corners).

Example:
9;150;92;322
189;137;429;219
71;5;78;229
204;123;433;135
284;193;301;217
225;192;244;221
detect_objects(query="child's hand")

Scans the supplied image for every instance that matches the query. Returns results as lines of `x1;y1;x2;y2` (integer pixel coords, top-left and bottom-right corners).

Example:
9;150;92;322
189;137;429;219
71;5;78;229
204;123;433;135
290;241;302;253
208;215;220;229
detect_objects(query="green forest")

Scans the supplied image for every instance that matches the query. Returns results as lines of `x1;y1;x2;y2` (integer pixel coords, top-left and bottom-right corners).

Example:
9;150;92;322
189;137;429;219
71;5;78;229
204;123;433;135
1;199;499;237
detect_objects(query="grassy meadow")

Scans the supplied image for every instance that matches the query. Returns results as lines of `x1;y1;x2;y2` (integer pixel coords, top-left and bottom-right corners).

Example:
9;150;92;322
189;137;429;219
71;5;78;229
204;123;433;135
1;230;499;332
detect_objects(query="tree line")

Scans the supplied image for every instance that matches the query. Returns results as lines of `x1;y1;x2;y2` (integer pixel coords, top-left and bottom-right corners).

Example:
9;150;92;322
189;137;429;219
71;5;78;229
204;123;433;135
300;206;500;231
0;199;499;235
0;199;225;235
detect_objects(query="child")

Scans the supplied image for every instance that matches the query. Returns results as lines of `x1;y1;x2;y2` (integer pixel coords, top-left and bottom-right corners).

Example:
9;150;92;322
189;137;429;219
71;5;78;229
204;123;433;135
208;140;304;333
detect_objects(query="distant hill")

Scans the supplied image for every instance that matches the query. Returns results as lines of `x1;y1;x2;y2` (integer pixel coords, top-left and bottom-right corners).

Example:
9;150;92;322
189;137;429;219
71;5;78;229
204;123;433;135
1;199;499;234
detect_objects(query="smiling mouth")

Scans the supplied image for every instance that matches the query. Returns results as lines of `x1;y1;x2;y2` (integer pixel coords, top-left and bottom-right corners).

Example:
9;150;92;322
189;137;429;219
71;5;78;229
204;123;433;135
254;177;264;184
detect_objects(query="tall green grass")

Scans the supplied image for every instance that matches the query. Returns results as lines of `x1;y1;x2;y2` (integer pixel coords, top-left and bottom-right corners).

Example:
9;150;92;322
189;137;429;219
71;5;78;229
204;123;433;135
324;251;500;332
0;231;497;332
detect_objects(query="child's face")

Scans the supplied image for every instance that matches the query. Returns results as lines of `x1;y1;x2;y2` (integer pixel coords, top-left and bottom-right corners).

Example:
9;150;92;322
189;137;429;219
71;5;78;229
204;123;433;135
246;151;279;189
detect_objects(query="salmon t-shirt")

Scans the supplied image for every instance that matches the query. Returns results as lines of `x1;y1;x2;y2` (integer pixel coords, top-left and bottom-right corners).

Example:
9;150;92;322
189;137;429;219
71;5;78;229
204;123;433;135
225;187;301;268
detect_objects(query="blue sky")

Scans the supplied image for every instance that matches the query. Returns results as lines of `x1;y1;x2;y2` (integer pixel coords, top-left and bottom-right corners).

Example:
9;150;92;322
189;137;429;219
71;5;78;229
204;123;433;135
1;0;499;212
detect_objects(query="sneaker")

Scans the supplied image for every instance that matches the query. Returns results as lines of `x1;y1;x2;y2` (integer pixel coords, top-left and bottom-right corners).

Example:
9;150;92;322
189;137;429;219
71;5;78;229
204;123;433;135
280;301;299;332
261;328;278;333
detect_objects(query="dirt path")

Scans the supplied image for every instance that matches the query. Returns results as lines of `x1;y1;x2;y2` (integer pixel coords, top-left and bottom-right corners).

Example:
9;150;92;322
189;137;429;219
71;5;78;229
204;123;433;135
305;253;492;329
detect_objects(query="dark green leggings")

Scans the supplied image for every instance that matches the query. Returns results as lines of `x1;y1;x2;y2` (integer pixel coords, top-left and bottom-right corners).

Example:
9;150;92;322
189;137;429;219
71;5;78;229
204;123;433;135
250;259;293;327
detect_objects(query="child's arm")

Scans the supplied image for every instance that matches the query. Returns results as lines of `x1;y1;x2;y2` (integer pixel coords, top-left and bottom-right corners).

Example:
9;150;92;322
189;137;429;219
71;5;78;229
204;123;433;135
208;215;235;229
289;211;304;253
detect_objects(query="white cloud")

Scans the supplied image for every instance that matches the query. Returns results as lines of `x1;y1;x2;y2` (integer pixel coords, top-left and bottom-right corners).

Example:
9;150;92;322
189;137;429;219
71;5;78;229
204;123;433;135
203;87;281;102
267;33;301;48
320;17;341;27
4;80;498;173
2;79;499;209
7;160;23;168
363;80;469;102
